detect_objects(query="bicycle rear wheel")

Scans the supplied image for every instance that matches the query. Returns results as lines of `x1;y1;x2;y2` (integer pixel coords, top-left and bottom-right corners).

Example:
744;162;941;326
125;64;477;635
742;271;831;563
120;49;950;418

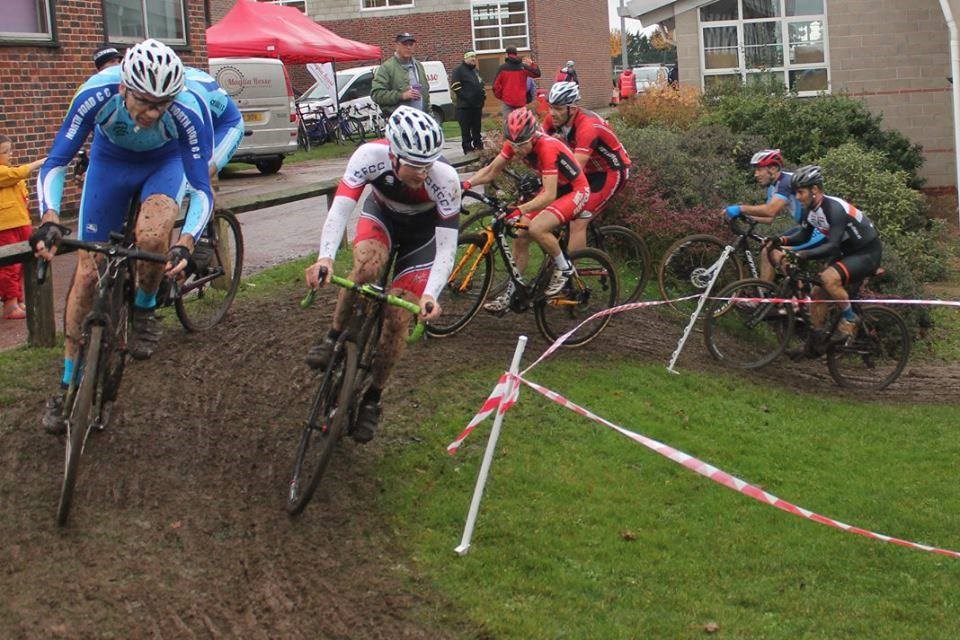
534;247;619;348
57;325;103;527
337;117;365;145
427;233;493;337
175;211;244;331
592;224;651;303
287;341;358;516
826;305;910;390
703;279;792;369
658;234;745;316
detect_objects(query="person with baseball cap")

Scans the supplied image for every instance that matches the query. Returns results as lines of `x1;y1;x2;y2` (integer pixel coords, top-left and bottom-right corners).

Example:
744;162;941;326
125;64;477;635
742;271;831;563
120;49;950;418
450;50;486;154
371;32;431;116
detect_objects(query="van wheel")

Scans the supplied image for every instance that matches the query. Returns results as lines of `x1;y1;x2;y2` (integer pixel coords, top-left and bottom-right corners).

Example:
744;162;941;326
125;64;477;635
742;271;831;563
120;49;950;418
255;157;284;175
430;106;445;124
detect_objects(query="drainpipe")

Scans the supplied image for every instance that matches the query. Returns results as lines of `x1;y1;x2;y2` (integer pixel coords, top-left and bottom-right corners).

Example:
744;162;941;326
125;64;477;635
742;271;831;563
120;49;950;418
938;0;960;226
620;0;628;70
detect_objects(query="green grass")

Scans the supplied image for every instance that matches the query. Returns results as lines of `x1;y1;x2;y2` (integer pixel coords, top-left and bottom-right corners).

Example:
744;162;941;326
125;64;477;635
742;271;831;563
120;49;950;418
381;358;960;639
0;341;61;407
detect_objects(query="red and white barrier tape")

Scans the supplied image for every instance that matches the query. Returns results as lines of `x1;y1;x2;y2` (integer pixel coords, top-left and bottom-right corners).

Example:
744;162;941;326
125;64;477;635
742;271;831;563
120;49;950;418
713;295;960;307
512;373;960;559
446;372;519;454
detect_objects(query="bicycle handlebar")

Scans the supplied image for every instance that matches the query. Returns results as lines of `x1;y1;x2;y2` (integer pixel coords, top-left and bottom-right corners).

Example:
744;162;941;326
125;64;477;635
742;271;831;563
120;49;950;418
36;234;167;285
300;274;428;344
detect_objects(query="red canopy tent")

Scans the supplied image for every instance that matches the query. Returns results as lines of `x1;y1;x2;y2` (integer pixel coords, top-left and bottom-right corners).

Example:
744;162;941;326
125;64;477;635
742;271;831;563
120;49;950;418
207;0;381;64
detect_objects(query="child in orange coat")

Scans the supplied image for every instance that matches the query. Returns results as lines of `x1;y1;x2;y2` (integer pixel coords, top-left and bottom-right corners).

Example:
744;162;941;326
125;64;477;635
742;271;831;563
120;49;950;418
0;134;45;319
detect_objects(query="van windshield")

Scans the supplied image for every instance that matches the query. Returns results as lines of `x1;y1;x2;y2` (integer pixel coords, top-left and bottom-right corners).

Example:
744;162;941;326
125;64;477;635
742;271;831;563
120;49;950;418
634;67;663;82
300;70;363;101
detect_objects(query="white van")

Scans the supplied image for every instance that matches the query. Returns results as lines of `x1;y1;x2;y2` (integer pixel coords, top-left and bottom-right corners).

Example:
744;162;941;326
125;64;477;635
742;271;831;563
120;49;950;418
209;57;299;174
298;61;454;125
632;65;670;94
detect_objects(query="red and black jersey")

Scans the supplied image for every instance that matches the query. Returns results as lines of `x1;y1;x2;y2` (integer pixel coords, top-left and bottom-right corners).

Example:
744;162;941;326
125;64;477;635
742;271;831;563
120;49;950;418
498;134;588;191
543;108;631;174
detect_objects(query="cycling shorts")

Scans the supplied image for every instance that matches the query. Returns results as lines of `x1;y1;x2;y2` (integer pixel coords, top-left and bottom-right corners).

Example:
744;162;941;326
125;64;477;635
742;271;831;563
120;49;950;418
78;135;185;241
527;185;590;225
580;169;628;219
353;196;439;298
831;238;883;286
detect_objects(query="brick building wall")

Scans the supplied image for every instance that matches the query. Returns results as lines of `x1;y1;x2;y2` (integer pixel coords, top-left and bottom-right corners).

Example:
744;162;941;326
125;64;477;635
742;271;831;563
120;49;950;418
0;1;209;215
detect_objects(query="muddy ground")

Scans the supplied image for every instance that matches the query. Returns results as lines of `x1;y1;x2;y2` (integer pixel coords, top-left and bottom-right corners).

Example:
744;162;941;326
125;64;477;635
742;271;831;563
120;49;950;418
1;285;958;639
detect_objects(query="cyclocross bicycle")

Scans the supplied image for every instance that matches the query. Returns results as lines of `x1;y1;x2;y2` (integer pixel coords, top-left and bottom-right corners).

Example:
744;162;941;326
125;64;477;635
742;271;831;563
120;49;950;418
702;259;911;390
429;188;619;347
658;216;765;316
287;270;427;516
459;168;650;303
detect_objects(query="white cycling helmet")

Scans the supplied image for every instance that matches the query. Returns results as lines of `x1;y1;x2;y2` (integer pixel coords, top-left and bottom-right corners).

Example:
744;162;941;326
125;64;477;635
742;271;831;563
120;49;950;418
547;81;580;107
121;39;184;99
386;105;444;164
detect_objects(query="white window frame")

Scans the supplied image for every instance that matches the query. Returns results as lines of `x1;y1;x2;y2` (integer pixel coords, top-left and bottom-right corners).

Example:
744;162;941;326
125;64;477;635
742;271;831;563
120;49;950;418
471;0;530;54
105;0;188;45
0;0;54;42
698;0;830;97
266;0;307;12
360;0;415;11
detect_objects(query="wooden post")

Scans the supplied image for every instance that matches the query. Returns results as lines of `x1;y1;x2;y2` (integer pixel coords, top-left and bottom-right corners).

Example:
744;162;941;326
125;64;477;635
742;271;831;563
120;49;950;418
23;254;56;347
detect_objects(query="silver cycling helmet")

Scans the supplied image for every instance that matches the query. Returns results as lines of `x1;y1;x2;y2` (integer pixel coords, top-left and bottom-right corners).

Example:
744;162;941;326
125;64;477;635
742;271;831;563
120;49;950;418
121;38;184;99
385;105;444;164
547;81;581;107
790;164;824;189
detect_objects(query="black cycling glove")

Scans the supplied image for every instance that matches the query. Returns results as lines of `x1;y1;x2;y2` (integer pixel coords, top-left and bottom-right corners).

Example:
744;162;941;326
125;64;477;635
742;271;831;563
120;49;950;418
166;244;193;271
29;221;70;252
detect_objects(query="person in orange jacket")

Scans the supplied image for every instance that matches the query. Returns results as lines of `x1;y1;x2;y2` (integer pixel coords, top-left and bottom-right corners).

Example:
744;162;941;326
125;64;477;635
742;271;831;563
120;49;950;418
0;134;44;319
618;68;637;100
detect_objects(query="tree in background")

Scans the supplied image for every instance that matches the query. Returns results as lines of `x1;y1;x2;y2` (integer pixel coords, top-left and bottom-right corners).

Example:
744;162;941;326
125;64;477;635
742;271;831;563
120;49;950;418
610;31;677;69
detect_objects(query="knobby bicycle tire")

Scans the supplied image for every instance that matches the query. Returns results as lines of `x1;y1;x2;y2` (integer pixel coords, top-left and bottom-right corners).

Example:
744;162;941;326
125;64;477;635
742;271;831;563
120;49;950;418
459;207;495;232
100;263;132;411
287;341;359;516
826;305;911;391
57;325;103;527
427;232;493;337
175;211;244;332
592;224;651;303
534;247;619;348
658;234;746;316
703;278;793;369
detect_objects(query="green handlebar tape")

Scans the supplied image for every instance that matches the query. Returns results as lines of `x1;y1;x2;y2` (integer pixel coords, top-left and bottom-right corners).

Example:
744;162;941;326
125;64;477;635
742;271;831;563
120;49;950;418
407;321;426;344
300;288;317;309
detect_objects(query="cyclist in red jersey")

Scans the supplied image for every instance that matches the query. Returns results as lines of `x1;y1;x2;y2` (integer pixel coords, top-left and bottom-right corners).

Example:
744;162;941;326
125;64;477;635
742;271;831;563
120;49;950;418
463;107;590;312
542;81;631;253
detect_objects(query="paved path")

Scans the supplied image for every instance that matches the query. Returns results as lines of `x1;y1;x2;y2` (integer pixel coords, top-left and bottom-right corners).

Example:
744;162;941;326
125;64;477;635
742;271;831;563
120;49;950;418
0;139;473;351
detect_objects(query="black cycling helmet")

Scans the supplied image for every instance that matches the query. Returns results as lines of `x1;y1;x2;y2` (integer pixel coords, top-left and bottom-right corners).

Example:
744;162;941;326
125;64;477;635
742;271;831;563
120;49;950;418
790;164;824;190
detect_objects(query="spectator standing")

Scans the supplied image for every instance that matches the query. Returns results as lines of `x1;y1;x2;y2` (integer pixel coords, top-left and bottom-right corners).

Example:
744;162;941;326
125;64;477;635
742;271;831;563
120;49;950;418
618;67;637;100
493;46;541;116
667;64;679;87
450;51;486;154
93;46;123;72
0;134;44;320
555;60;579;85
372;33;431;117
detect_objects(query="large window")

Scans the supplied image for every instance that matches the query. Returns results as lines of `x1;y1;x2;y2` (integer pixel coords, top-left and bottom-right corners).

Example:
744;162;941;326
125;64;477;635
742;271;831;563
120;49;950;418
1;0;53;42
105;0;187;45
362;0;414;9
472;1;529;53
263;0;306;12
699;0;829;95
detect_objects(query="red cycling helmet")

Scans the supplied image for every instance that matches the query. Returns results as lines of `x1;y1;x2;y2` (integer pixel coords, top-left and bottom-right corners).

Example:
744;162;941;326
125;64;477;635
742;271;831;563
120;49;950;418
504;107;540;143
750;149;783;168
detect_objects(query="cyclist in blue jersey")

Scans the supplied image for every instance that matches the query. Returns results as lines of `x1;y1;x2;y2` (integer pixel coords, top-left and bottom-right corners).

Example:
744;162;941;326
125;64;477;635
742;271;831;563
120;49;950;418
31;39;214;434
724;149;824;282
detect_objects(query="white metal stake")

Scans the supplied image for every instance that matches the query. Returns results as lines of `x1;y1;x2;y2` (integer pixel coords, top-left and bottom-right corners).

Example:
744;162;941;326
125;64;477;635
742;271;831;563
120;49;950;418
454;335;528;556
666;245;733;374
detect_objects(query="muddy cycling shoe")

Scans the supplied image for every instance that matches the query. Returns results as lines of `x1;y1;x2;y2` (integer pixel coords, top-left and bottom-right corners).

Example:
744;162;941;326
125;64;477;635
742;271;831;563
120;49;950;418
834;315;861;344
351;398;382;444
305;334;337;370
483;291;512;314
543;267;574;297
43;390;67;435
129;307;162;360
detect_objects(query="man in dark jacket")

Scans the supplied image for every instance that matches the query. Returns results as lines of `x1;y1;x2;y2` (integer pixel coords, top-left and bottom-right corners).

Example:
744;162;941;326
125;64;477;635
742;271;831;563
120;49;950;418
450;50;486;154
493;46;541;115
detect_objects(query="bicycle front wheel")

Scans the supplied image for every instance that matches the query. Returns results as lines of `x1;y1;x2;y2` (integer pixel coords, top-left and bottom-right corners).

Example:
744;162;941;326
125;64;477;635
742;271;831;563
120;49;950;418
57;325;103;527
592;225;651;303
175;211;244;332
658;234;745;316
287;341;359;516
427;233;493;337
827;305;911;390
337;117;365;145
534;247;619;348
703;279;792;369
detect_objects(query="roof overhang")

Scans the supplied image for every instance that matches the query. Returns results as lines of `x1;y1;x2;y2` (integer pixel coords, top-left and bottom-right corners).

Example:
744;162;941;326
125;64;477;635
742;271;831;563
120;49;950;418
623;0;717;25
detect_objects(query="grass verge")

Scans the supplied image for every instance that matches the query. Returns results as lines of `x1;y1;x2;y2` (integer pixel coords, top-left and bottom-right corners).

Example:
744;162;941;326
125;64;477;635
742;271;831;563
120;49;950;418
381;358;960;639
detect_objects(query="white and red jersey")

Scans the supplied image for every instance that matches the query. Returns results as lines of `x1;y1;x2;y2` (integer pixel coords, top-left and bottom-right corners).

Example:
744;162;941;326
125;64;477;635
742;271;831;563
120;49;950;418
498;134;588;190
318;140;461;261
543;108;631;175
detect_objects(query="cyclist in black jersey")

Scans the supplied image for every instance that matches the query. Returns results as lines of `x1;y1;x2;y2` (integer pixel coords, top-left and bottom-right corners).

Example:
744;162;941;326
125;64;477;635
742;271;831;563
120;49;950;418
772;165;882;342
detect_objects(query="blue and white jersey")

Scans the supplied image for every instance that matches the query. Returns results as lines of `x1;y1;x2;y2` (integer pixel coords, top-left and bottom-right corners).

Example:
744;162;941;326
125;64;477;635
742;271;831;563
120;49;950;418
772;170;824;251
38;65;215;238
185;67;244;171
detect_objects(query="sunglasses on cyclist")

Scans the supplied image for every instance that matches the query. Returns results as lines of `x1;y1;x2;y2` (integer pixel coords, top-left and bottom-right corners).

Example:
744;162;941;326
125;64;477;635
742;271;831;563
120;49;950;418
397;158;434;173
128;90;174;111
